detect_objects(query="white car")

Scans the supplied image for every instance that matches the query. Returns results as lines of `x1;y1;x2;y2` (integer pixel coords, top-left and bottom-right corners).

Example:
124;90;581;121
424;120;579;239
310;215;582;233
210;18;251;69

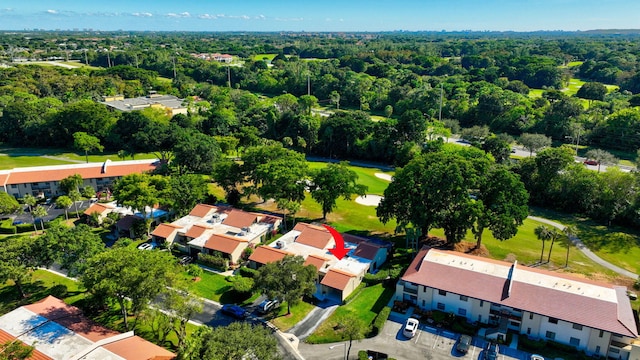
403;318;420;338
531;355;544;360
137;243;154;251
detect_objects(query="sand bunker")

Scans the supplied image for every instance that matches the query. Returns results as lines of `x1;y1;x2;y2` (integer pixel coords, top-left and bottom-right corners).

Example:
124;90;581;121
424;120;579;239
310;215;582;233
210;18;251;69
375;173;393;181
355;194;383;206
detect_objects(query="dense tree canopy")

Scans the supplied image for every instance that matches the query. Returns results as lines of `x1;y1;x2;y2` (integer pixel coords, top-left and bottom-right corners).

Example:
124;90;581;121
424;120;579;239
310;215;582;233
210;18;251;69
254;255;317;315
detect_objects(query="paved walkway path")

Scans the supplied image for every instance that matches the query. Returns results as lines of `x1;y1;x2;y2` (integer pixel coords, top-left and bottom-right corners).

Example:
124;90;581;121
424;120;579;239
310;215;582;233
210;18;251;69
41;155;85;163
528;216;638;279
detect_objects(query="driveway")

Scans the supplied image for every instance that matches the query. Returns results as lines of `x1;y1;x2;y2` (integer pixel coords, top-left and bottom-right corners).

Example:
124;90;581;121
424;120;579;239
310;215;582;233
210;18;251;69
289;298;340;340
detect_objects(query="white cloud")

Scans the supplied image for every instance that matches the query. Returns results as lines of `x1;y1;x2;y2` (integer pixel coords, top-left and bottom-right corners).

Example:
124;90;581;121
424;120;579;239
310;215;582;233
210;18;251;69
46;9;58;14
256;14;266;20
275;17;304;22
198;14;217;19
167;12;191;18
132;12;153;17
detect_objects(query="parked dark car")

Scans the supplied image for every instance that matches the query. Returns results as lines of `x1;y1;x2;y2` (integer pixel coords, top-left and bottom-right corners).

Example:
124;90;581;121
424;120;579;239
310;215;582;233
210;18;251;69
583;159;598;166
179;255;193;265
221;304;248;319
484;342;499;360
456;334;472;353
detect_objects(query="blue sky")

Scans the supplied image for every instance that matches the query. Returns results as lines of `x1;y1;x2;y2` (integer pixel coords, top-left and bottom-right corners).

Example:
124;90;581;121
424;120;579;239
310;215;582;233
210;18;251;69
0;0;638;32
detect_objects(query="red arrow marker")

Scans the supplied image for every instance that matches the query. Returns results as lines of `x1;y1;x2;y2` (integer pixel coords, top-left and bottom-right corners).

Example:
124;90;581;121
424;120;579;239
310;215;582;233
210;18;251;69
323;224;350;260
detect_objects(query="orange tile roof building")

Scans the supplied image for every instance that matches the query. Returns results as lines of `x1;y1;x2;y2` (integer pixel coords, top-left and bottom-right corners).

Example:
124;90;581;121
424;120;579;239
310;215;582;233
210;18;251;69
152;204;281;264
396;248;639;358
248;222;391;302
0;296;175;360
0;159;158;199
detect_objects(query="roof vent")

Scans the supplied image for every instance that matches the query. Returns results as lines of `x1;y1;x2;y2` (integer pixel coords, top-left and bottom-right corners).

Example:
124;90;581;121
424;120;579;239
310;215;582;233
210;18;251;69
101;159;111;174
275;240;285;249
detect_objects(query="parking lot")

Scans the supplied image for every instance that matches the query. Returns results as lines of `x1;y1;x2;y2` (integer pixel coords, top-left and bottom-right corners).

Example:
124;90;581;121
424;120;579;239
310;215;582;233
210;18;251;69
299;313;531;360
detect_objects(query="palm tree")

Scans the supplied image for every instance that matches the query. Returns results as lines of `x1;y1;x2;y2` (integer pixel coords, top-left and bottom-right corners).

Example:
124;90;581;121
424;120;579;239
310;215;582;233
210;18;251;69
562;225;578;268
22;194;37;233
534;225;552;264
545;228;562;264
32;205;48;234
68;190;81;218
55;195;73;220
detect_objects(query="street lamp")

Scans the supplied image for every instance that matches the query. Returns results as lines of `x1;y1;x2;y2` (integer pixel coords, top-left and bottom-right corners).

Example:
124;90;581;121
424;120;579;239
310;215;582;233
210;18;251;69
329;342;347;360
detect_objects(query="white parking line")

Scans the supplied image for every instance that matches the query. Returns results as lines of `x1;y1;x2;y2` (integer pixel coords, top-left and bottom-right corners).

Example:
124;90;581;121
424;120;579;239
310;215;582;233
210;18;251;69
432;333;440;348
414;329;421;344
470;346;476;359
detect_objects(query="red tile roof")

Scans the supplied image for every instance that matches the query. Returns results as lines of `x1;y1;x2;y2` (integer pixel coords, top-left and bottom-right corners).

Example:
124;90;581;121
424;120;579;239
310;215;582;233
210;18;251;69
0;173;9;187
184;224;212;239
188;204;217;218
248;246;291;265
402;248;638;338
4;160;157;185
116;214;142;230
204;233;247;255
353;242;381;260
21;296;175;359
0;329;52;360
102;335;176;360
293;223;334;249
151;223;182;239
222;209;258;229
320;269;355;291
304;254;328;271
83;202;115;216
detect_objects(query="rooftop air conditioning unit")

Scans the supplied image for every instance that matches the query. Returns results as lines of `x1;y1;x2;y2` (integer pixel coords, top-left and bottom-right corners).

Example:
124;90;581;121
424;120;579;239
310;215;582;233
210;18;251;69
237;231;246;236
275;240;284;249
242;227;250;233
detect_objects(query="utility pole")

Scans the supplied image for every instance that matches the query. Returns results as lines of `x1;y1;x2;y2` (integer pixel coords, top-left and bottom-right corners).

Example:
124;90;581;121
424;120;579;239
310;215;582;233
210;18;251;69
227;66;231;88
84;49;88;65
307;73;311;96
574;127;581;155
106;51;111;68
438;82;444;122
172;57;177;79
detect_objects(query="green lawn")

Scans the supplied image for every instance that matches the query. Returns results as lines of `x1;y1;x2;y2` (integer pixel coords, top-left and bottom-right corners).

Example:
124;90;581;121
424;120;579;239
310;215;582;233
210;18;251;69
528;89;544;98
187;270;232;302
0;147;158;170
252;54;277;61
306;284;395;343
269;300;316;331
0;269;87;315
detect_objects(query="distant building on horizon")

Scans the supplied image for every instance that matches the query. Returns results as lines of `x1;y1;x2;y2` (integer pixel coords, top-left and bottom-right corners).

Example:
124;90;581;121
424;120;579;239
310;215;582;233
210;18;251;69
100;92;187;116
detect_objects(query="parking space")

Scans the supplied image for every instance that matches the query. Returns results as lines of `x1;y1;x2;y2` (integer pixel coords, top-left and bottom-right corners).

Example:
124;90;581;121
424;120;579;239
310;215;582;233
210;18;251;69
380;313;525;360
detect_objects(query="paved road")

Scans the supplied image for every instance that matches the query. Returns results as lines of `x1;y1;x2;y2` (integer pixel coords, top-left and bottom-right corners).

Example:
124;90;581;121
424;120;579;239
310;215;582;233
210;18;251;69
528;216;638;279
41;265;305;360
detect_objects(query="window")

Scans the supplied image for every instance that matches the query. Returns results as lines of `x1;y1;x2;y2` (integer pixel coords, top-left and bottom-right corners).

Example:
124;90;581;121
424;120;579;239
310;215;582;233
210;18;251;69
438;290;446;296
529;313;533;320
569;337;580;346
548;317;558;324
595;346;600;354
527;328;531;335
422;300;425;307
478;315;482;322
598;330;604;338
437;302;445;310
11;184;17;189
610;348;620;354
459;295;468;302
423;286;426;292
458;308;466;316
545;331;556;340
479;300;484;307
572;324;583;331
